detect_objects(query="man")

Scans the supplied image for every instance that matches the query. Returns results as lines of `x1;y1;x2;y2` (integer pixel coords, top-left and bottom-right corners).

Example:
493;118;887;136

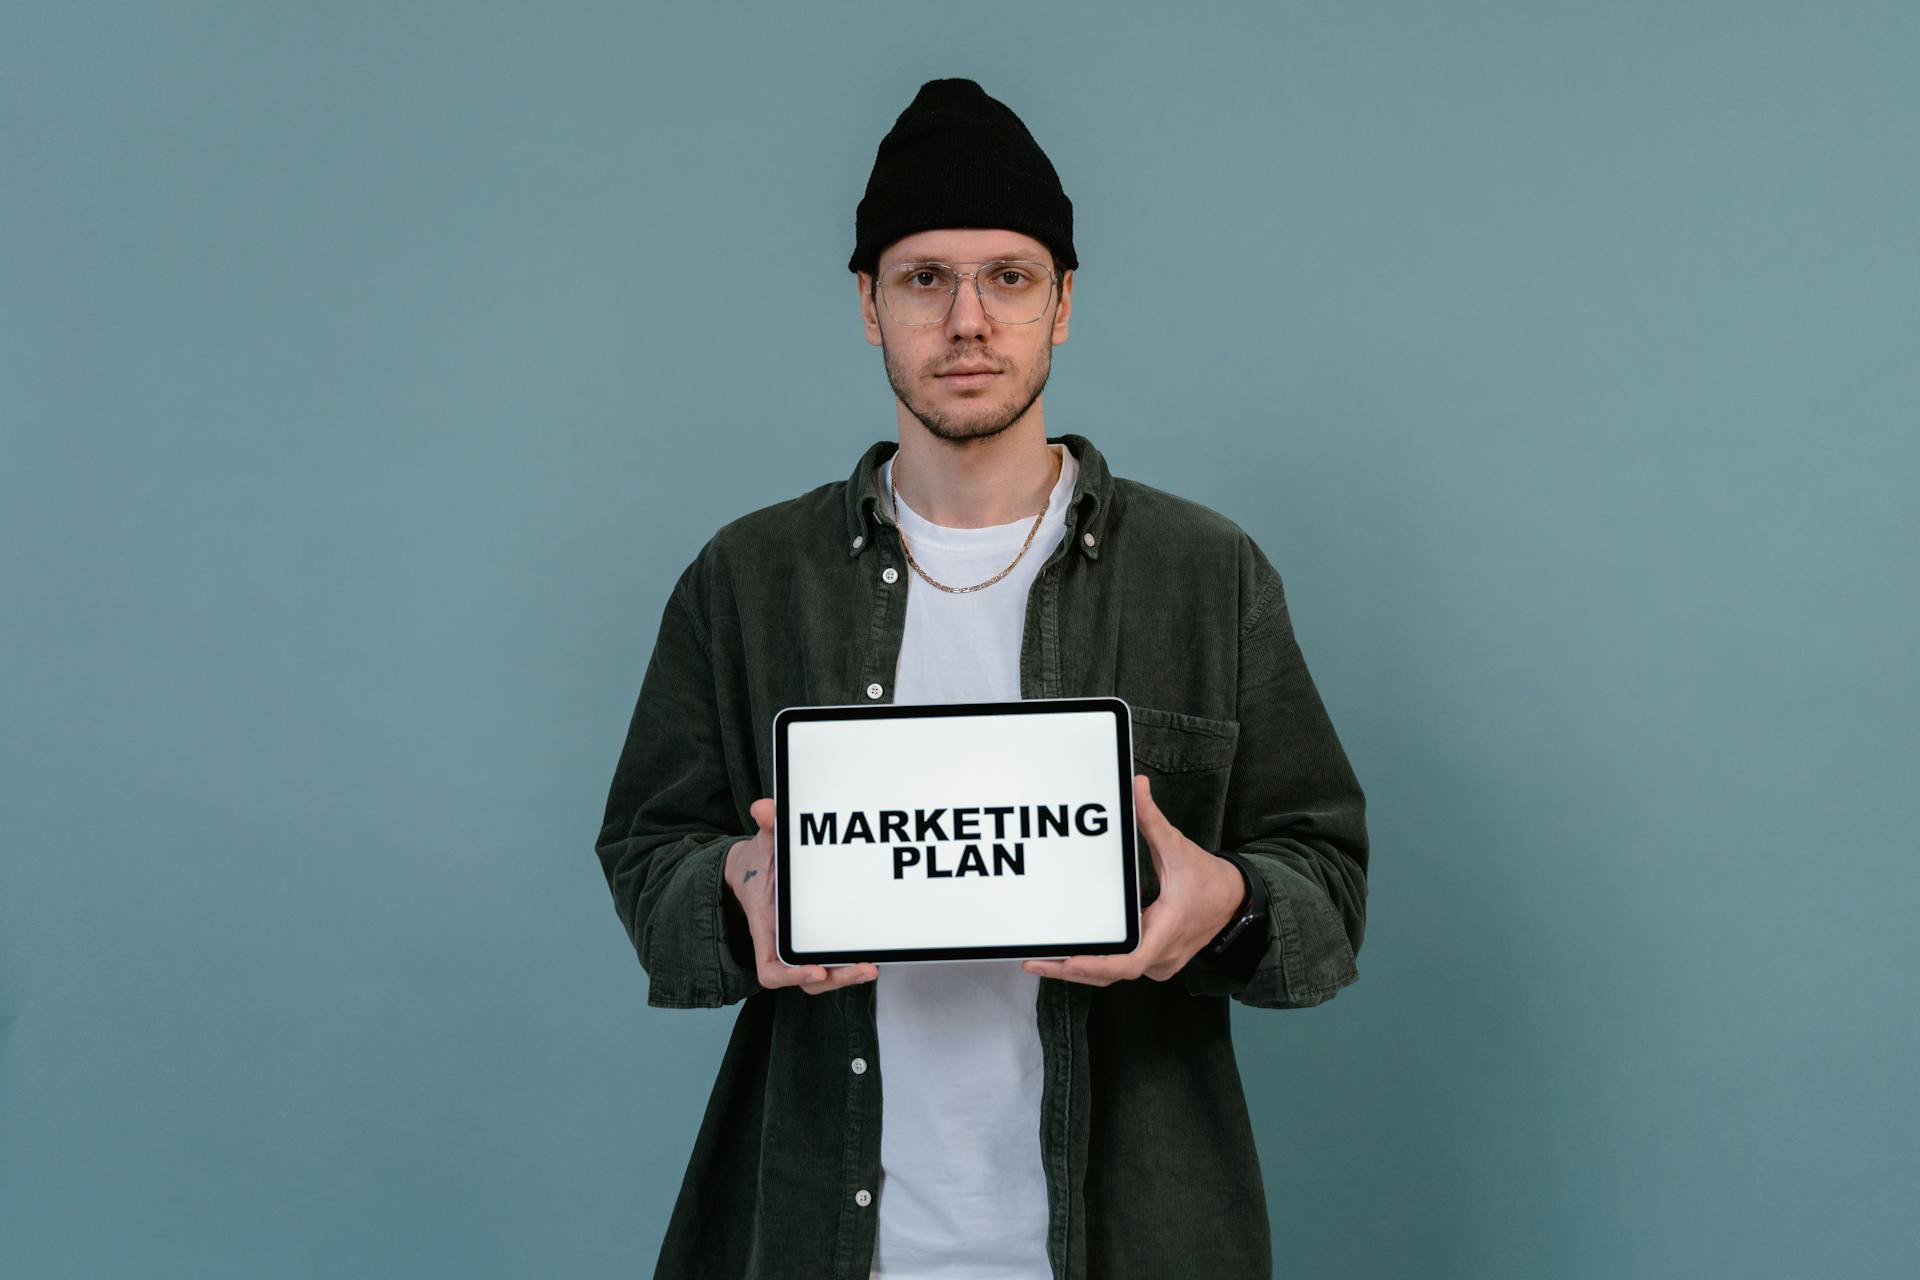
595;78;1369;1280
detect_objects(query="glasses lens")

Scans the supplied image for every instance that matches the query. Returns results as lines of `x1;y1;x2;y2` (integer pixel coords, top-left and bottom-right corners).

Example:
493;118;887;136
880;261;1054;325
881;263;959;325
977;261;1053;323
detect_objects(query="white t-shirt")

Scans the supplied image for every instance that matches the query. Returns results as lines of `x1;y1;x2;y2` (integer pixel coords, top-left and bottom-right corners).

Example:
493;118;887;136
867;441;1077;1280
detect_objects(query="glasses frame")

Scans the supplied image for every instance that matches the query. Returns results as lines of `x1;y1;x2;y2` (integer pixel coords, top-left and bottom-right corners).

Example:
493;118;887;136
875;258;1061;327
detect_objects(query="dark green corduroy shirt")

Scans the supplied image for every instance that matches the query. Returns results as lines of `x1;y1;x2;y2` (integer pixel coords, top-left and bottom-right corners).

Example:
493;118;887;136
595;432;1369;1279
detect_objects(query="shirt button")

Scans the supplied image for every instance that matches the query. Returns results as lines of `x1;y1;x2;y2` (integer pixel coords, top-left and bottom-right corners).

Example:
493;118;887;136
866;682;884;700
851;1057;867;1074
852;534;864;550
881;566;898;584
855;1188;872;1207
1082;531;1097;547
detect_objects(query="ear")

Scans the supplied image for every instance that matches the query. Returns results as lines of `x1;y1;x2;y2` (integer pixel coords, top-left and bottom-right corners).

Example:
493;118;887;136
858;271;883;347
1050;268;1073;346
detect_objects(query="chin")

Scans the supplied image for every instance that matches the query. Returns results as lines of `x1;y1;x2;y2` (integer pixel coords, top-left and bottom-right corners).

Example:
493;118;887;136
914;409;1015;443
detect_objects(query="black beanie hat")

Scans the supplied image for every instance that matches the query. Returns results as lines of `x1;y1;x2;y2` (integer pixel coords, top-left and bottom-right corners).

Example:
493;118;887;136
849;78;1077;278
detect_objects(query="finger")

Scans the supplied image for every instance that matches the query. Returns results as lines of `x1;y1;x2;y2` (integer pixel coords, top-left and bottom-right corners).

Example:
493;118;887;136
751;797;776;834
801;963;879;995
1022;955;1131;984
758;956;824;988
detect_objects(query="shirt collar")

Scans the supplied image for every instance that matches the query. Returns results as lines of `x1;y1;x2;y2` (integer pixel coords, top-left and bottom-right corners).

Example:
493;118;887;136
843;432;1112;562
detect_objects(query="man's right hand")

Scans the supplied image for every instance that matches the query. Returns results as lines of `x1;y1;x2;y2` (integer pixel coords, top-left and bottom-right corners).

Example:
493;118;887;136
726;797;880;996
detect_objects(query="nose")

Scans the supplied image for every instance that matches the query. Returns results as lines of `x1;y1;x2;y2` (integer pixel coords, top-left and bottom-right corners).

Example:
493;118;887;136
943;272;992;342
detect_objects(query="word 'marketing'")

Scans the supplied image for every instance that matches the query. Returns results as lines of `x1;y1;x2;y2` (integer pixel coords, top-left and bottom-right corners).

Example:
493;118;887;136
796;802;1111;879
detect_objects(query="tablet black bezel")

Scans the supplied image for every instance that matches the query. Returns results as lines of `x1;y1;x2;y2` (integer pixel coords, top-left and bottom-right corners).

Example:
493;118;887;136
771;695;1139;966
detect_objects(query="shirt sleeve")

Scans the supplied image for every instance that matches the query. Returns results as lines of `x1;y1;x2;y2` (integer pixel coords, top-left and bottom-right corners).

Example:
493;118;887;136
1176;534;1370;1008
593;557;763;1009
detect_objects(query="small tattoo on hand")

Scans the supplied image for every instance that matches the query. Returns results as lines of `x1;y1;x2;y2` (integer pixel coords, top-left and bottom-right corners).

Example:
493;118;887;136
742;869;759;884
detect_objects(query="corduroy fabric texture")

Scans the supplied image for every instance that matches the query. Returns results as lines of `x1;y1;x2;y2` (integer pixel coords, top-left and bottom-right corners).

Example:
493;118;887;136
596;433;1370;1279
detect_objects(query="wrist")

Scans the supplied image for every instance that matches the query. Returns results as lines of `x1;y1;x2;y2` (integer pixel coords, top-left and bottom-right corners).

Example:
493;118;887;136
1205;850;1267;956
1214;855;1251;931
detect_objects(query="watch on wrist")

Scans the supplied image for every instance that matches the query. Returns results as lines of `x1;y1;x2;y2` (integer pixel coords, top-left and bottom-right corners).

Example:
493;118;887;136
1207;850;1269;956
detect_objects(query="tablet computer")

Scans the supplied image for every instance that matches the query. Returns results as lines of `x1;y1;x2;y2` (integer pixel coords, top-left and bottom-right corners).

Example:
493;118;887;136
772;696;1140;967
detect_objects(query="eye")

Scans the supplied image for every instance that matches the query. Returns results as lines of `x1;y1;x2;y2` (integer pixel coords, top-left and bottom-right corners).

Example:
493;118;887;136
890;265;949;290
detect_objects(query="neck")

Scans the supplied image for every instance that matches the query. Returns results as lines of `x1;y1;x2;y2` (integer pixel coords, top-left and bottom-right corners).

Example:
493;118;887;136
889;422;1062;529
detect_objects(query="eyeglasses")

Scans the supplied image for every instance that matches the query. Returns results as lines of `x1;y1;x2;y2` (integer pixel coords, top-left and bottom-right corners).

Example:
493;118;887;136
876;259;1059;326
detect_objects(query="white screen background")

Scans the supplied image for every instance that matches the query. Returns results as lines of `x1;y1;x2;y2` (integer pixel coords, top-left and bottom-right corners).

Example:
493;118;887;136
782;708;1132;956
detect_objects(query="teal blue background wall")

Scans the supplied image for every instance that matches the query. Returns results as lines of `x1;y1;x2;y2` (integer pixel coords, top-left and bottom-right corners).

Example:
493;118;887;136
4;3;1914;1276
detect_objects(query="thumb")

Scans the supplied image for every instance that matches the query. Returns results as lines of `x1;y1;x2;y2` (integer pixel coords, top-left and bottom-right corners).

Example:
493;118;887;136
1133;773;1163;831
751;797;776;834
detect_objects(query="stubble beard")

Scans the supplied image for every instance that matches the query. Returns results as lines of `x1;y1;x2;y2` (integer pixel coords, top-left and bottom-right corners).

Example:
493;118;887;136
881;330;1053;448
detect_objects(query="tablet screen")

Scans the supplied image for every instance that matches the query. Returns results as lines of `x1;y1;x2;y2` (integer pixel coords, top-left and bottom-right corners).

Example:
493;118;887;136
773;696;1139;965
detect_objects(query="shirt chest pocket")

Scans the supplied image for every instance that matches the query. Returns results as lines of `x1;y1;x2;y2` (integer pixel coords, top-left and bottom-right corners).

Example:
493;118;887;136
1126;705;1239;906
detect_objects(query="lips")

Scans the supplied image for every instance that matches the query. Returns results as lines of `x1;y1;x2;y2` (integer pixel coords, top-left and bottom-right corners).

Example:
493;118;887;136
937;370;1000;389
937;361;1002;391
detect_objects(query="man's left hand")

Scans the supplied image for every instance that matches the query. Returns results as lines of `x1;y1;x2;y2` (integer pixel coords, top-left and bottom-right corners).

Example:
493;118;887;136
1021;773;1248;986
